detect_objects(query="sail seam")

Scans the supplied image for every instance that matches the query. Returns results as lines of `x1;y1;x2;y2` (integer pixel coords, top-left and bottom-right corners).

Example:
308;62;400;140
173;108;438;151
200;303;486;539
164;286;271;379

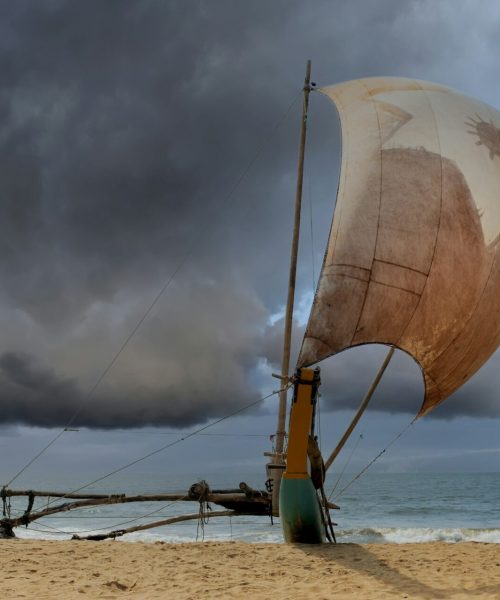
302;334;332;347
324;273;370;284
371;258;428;277
328;263;371;272
369;279;421;298
350;80;385;343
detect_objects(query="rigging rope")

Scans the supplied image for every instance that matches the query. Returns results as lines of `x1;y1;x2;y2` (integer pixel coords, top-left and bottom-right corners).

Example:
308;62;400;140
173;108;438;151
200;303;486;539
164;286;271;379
307;153;316;293
331;417;417;500
90;431;269;437
328;433;364;500
41;387;284;510
317;392;322;452
24;522;68;536
5;90;303;489
40;495;191;536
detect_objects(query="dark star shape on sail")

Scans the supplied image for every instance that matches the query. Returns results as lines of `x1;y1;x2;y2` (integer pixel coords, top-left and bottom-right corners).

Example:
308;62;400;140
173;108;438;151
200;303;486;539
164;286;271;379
465;114;500;159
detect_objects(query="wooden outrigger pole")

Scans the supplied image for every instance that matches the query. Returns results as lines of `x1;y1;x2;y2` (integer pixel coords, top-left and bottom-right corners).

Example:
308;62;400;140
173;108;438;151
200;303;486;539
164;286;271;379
0;482;273;539
266;59;312;516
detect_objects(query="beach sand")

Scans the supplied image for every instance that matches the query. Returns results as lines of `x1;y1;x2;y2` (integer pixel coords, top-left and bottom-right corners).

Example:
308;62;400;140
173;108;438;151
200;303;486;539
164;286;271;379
1;540;499;599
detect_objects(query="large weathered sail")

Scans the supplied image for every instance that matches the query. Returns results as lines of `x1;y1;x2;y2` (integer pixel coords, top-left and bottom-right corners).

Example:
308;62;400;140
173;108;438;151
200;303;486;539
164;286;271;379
298;77;500;416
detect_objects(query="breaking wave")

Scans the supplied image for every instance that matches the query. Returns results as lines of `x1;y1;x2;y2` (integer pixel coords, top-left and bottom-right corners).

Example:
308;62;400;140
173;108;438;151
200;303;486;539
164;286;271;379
339;527;500;544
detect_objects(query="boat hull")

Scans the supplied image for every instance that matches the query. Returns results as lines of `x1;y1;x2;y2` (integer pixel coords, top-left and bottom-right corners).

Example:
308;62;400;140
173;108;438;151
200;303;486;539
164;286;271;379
279;476;325;543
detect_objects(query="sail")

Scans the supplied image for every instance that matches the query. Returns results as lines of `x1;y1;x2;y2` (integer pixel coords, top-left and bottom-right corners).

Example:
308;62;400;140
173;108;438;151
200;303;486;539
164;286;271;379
298;77;500;416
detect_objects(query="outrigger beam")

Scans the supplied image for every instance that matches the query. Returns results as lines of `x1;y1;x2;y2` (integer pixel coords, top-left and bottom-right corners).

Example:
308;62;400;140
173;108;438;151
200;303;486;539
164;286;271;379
0;483;271;538
72;510;237;541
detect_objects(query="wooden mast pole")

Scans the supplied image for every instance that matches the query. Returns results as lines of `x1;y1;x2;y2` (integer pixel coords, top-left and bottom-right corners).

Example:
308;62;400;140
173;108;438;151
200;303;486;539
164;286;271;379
268;60;312;513
276;59;312;454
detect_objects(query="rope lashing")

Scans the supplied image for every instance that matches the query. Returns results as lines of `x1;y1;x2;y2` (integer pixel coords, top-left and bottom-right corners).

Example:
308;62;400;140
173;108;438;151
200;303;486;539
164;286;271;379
1;487;7;518
40;388;281;511
21;491;35;527
265;478;274;524
189;480;212;541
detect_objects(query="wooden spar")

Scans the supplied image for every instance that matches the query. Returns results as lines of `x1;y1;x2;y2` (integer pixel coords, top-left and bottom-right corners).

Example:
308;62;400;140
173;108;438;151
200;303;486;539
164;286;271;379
2;491;270;529
324;347;395;472
3;489;241;499
275;59;312;457
4;490;131;499
72;510;237;541
268;61;312;515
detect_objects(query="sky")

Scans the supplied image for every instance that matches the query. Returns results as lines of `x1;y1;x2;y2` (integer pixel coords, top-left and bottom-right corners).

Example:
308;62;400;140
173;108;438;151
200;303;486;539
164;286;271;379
0;0;499;487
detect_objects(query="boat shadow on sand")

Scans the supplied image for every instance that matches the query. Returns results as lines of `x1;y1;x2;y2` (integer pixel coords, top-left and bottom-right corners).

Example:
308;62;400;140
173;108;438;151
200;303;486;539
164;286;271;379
295;543;500;599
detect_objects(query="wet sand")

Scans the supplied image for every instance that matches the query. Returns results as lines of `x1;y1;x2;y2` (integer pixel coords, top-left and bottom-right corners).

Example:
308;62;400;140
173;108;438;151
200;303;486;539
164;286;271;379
1;540;499;599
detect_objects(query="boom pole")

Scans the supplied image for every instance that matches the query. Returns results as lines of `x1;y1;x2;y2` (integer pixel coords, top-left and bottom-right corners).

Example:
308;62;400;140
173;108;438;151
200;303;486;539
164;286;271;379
324;346;395;472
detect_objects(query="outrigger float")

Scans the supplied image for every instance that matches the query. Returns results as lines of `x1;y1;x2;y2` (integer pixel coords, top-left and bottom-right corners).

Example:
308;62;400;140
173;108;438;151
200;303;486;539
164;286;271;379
2;60;500;542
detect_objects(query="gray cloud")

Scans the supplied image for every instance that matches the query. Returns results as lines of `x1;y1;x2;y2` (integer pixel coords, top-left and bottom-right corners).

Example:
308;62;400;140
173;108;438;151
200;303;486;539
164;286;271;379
317;347;500;420
0;277;269;427
264;331;500;420
0;1;498;428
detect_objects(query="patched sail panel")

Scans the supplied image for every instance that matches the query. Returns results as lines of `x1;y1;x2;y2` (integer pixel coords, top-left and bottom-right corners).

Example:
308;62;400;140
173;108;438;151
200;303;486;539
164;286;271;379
298;77;500;416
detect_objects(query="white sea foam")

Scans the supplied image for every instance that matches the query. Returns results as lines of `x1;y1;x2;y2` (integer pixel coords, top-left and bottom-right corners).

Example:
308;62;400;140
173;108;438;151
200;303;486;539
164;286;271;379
10;473;500;544
18;523;500;544
340;527;500;544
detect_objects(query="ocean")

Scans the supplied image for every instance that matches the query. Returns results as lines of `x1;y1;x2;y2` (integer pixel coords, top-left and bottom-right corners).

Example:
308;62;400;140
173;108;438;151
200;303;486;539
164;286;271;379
6;471;500;544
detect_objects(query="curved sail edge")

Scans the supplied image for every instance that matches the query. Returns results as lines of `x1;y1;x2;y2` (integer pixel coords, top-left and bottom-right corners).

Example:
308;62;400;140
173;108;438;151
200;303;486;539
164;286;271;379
298;77;500;417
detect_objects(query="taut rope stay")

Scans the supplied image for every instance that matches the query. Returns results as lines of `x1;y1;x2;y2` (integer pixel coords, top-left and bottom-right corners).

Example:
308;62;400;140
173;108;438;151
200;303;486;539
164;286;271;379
331;417;418;501
4;89;303;490
0;387;287;538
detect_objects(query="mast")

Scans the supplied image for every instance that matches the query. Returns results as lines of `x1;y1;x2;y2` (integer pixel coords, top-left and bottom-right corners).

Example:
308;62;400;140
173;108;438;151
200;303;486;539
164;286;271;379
276;59;312;453
267;60;312;513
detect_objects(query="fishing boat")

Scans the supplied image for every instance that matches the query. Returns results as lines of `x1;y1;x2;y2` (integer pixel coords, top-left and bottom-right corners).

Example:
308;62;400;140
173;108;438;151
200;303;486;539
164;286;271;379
275;62;500;543
2;62;499;543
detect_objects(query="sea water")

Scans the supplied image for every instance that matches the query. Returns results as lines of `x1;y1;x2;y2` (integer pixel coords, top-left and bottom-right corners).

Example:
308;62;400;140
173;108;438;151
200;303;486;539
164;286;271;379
6;471;500;544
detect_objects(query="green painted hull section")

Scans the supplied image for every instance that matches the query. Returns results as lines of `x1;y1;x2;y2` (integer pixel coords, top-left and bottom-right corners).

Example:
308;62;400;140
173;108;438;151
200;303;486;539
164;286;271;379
279;477;325;543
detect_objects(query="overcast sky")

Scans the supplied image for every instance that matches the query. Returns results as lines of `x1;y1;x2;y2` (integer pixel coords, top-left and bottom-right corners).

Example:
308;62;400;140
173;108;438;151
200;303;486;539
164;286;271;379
0;0;499;484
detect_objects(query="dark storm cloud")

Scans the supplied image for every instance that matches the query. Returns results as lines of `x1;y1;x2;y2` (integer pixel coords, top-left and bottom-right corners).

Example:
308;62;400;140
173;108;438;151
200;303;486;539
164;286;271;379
0;0;498;428
318;350;500;421
0;0;324;324
263;326;500;419
0;277;269;427
0;353;79;426
0;350;254;427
